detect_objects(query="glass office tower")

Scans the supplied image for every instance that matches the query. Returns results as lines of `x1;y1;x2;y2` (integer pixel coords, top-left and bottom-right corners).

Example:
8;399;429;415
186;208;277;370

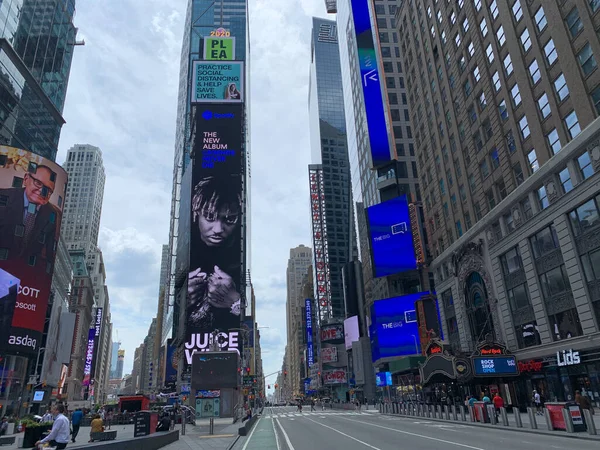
0;0;77;160
309;17;355;321
167;0;249;350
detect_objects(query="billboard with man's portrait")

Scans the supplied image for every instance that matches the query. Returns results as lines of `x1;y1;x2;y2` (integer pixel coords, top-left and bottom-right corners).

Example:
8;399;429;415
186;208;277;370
0;146;67;355
184;104;244;369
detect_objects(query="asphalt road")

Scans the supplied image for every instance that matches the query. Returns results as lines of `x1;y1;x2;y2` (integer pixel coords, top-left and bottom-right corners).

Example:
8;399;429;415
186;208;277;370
236;406;600;450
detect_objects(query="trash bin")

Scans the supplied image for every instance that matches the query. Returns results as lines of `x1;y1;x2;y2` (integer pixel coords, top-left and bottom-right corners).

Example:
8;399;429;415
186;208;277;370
473;402;490;423
565;402;587;432
545;402;567;430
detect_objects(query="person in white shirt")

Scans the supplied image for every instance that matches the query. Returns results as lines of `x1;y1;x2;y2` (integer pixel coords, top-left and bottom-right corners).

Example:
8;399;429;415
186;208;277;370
35;404;70;449
41;409;54;423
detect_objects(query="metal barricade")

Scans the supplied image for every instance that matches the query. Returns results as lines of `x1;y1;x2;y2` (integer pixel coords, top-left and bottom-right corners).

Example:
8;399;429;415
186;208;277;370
526;407;538;429
562;408;574;433
500;407;509;426
583;409;597;435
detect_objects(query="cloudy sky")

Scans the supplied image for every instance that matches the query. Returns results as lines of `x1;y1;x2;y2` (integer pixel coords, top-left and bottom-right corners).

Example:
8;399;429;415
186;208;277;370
57;0;330;388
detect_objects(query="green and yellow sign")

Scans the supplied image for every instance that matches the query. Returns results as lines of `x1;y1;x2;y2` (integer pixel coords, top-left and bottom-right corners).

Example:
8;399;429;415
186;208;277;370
203;37;235;61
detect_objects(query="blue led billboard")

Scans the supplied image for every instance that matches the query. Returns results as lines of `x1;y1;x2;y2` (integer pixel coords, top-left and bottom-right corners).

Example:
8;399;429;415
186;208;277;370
473;356;518;376
370;292;439;362
375;372;392;387
350;0;391;167
367;196;417;278
305;299;314;367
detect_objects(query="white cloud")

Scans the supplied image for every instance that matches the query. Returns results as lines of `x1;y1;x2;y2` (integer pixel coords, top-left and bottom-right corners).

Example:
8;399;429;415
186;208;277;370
58;0;332;378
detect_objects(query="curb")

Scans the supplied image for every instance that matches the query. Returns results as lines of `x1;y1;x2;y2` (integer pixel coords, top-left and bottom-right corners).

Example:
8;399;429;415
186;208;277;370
226;435;241;450
381;413;600;441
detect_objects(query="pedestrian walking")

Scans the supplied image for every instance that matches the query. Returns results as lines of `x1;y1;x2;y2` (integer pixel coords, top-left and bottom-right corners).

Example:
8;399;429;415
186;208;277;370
493;393;504;420
533;390;543;415
575;390;594;414
35;404;70;449
70;408;83;443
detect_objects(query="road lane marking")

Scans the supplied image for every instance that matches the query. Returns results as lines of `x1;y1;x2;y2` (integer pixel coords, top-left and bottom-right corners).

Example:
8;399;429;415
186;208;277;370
341;418;485;450
241;417;261;450
303;416;382;449
275;418;297;450
271;417;282;450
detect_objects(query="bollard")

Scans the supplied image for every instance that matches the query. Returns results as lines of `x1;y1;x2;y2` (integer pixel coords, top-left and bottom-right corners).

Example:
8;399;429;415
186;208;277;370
488;405;497;425
468;406;476;422
527;407;538;429
437;405;443;419
544;408;553;431
514;409;523;428
500;407;509;426
562;408;574;433
419;404;424;417
451;405;457;421
209;417;214;435
426;405;431;418
181;413;186;436
459;405;466;422
583;409;597;435
444;405;450;420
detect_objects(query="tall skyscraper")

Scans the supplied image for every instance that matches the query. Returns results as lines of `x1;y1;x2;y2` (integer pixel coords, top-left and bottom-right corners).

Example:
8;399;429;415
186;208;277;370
61;144;106;256
285;245;312;396
397;0;600;403
308;17;355;322
167;0;250;387
334;0;423;313
110;342;120;379
0;0;78;160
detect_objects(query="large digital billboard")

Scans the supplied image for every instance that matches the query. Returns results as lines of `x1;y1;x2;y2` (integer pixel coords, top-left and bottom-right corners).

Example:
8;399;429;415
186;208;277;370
350;0;391;167
83;328;95;386
191;61;244;103
191;351;239;390
370;292;438;362
344;315;359;350
0;146;67;354
366;195;417;278
184;104;244;368
473;356;518;376
305;298;314;367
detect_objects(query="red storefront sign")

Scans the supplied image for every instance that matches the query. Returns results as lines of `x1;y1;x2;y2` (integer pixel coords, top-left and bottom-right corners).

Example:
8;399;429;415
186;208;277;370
517;360;543;373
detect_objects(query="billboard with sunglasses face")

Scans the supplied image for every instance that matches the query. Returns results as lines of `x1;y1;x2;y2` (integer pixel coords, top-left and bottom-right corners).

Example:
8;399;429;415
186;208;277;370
0;146;67;354
184;104;244;369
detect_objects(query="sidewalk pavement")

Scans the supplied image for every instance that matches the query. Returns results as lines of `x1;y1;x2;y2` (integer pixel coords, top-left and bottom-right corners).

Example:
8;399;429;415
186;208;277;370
382;407;600;441
162;418;241;450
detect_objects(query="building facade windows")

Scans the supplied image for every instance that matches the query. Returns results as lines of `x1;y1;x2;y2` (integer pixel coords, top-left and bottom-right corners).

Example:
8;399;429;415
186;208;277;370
547;128;562;155
529;59;541;84
538;93;551;118
578;42;597;76
578;152;594;180
535;6;547;32
564;111;581;139
554;73;570;101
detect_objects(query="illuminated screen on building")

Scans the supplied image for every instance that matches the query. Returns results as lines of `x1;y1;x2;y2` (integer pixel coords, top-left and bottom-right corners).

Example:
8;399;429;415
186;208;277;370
191;351;239;390
350;0;391;167
366;195;417;278
185;104;244;368
0;146;67;354
370;292;438;362
305;298;314;367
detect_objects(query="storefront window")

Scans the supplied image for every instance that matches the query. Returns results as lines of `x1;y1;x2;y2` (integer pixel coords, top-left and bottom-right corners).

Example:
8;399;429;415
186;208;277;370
548;308;583;341
569;197;600;236
530;225;559;258
539;265;570;299
514;321;541;348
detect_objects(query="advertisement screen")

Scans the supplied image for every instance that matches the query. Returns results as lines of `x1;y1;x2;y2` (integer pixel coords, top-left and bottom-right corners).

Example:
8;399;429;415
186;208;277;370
370;292;435;362
321;346;338;363
33;390;45;402
375;372;392;387
0;269;19;348
83;328;95;386
191;61;244;103
367;196;417;277
191;351;239;390
323;369;346;385
321;324;344;342
0;146;67;354
473;356;518;376
305;298;314;367
185;104;244;368
165;339;178;389
344;316;359;350
350;0;391;167
203;37;235;61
